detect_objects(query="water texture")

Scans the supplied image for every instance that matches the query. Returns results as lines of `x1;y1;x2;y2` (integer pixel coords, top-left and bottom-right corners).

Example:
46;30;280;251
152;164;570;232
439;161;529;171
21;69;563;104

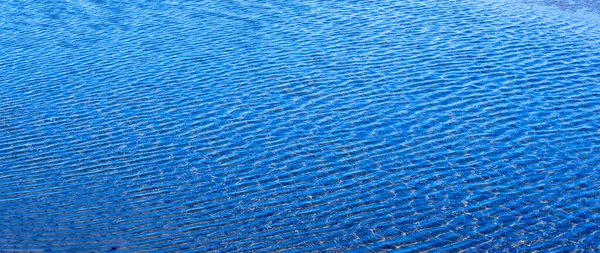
1;0;599;252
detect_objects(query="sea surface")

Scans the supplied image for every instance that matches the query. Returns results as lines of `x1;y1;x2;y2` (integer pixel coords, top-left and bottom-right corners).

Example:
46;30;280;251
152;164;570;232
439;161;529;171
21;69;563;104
1;0;599;252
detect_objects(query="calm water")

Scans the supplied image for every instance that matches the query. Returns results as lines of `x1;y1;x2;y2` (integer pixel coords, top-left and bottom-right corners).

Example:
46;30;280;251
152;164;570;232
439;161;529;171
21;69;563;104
1;0;599;252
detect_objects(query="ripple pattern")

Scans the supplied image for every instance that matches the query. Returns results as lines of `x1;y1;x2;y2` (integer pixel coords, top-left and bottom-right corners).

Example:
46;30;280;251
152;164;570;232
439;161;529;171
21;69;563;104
1;0;600;252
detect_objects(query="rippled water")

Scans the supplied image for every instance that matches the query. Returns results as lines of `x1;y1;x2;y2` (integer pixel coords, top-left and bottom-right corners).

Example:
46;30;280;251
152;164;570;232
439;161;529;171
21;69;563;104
1;0;599;252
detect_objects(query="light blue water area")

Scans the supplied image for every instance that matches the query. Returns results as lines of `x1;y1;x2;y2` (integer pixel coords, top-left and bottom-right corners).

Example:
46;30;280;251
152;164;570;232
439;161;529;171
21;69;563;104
1;0;599;251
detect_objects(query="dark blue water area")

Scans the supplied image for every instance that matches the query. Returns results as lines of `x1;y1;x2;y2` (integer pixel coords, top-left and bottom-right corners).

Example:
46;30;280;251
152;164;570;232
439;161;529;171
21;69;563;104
1;0;600;251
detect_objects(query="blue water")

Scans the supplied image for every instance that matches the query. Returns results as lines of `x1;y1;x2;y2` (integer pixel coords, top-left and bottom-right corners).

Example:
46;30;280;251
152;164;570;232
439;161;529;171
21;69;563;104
1;0;599;251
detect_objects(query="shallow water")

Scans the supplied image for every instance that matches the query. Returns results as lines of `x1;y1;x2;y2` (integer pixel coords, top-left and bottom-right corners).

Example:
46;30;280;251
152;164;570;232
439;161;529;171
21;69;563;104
1;0;599;252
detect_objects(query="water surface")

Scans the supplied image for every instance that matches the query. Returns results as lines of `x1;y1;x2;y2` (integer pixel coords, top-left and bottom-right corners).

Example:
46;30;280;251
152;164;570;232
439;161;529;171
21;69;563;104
1;0;599;252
